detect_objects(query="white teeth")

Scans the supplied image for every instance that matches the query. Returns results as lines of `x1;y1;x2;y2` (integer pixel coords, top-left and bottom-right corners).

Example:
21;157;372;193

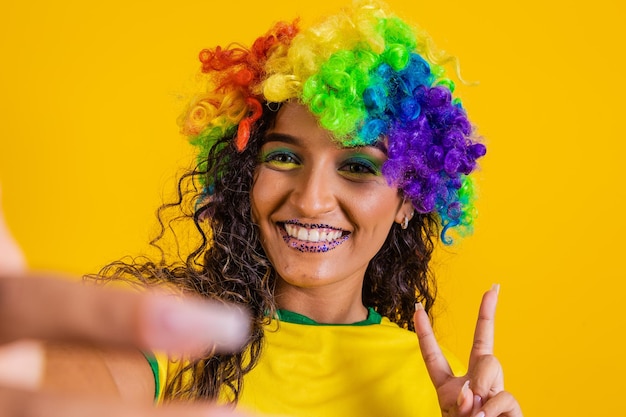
284;224;343;242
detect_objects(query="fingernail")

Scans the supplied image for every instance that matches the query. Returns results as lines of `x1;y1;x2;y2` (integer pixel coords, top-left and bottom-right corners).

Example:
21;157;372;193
473;412;485;417
472;394;483;414
0;340;44;389
145;296;250;355
456;380;470;406
491;283;500;295
415;301;424;311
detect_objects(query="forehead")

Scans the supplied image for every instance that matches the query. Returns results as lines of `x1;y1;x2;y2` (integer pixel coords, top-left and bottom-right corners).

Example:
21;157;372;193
267;102;387;153
270;102;330;136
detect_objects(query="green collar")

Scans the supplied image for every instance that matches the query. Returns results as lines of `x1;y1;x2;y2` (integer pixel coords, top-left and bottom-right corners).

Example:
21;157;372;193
275;307;382;326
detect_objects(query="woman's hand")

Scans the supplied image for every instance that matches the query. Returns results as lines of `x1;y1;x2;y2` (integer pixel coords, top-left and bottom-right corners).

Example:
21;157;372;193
0;187;253;416
413;286;523;417
0;276;253;416
0;275;255;416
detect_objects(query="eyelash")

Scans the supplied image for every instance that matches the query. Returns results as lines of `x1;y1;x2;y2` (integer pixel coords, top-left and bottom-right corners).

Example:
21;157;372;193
262;150;300;168
339;158;380;176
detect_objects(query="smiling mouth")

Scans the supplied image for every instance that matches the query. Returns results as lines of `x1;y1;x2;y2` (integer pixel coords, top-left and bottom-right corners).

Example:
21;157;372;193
279;221;350;253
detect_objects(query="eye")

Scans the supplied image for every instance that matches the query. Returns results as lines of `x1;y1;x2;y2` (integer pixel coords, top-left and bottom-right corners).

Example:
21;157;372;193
339;157;381;177
261;149;301;170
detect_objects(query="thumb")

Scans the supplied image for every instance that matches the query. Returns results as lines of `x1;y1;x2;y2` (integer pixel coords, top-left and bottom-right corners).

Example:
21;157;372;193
456;380;475;416
0;184;27;275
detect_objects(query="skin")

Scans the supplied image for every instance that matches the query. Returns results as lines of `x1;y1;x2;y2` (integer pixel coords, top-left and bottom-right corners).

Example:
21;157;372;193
250;102;414;324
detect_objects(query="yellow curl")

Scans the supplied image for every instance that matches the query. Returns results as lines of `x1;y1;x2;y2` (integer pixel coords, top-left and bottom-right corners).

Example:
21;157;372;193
263;74;301;102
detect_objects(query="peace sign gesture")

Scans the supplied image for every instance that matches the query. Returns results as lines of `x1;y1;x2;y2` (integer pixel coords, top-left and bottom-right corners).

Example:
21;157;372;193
413;286;523;417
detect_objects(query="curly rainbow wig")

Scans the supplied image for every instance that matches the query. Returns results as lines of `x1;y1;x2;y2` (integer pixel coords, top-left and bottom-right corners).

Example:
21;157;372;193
180;0;486;244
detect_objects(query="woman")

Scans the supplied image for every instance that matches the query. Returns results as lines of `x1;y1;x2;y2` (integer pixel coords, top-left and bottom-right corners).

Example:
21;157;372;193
99;1;519;415
1;1;522;416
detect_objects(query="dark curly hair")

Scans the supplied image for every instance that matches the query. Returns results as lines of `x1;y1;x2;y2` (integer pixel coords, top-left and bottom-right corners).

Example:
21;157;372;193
89;102;439;402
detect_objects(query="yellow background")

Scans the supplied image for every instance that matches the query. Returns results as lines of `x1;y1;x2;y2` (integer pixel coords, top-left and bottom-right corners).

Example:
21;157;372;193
1;0;624;415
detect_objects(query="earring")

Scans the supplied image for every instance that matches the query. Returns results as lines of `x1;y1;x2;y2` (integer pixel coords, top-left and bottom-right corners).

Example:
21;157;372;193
401;210;414;230
401;215;409;230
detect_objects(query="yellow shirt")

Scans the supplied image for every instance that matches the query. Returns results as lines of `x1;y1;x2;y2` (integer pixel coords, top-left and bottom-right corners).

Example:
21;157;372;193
154;309;464;417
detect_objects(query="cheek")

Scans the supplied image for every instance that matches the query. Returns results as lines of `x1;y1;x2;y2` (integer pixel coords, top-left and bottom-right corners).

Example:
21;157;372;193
250;169;279;223
356;188;402;222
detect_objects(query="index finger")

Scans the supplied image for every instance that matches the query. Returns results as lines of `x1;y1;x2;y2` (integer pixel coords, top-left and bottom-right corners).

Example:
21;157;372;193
413;302;453;387
0;274;250;355
469;284;499;365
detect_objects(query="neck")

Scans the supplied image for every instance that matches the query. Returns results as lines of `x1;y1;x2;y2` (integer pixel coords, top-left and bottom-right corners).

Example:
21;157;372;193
274;279;368;324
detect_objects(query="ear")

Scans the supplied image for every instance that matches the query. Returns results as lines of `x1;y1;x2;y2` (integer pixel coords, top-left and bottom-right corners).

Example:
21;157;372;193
394;197;415;226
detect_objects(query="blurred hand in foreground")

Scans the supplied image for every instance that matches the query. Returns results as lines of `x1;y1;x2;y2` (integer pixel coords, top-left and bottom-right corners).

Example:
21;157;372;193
0;185;254;416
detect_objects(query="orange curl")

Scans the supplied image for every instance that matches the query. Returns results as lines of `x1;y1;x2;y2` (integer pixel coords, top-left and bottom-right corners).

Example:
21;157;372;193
193;20;300;151
199;45;249;72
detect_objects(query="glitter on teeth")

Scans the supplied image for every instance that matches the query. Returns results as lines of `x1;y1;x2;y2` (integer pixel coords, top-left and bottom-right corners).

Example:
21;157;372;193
281;221;349;253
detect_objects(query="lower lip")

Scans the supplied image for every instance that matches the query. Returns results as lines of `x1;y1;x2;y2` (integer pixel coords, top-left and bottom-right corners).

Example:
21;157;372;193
280;228;350;253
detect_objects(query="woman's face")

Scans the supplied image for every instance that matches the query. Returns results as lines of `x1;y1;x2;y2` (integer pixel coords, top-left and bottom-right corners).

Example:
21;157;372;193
250;102;413;292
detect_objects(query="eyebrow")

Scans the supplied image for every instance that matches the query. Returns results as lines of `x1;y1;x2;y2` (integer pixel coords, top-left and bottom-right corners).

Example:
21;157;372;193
369;140;388;156
263;132;300;145
264;132;388;155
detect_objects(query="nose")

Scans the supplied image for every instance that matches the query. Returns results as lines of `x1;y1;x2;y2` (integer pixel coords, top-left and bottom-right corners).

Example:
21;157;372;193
289;165;337;217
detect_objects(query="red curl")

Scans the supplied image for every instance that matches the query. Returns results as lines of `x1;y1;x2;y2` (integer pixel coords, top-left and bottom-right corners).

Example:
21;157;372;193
236;120;251;151
235;98;264;151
